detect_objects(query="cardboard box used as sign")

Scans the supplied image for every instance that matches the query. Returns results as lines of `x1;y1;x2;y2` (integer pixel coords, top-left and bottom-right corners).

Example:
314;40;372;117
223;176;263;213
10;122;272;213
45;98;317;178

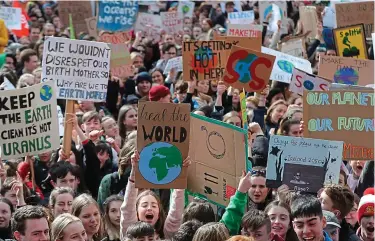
335;1;374;39
333;24;368;60
303;90;375;160
160;11;184;35
290;68;331;95
110;44;132;78
223;45;275;93
280;38;306;59
188;113;248;207
266;135;343;192
318;55;374;87
58;1;92;36
136;102;190;189
299;6;318;40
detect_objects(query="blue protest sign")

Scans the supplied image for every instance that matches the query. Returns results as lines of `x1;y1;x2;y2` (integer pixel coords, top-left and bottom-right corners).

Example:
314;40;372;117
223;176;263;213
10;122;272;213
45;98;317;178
97;0;138;32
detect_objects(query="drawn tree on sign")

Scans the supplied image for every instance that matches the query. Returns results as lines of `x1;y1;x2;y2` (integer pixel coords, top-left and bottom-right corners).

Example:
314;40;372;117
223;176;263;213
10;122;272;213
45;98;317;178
275;150;284;181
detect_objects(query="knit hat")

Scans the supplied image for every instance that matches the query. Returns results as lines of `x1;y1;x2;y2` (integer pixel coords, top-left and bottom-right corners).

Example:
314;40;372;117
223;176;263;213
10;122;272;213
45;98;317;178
17;161;30;180
135;72;152;86
149;85;170;102
357;191;375;221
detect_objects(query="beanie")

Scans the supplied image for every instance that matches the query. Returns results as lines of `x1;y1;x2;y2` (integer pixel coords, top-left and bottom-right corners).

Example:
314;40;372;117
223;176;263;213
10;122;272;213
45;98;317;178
149;85;170;102
357;193;375;221
363;187;375;196
135;72;152;86
17;161;30;180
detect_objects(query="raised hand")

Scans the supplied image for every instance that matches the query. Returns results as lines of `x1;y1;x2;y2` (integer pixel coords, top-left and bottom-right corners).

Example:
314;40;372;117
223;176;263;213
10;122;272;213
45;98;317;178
238;171;252;193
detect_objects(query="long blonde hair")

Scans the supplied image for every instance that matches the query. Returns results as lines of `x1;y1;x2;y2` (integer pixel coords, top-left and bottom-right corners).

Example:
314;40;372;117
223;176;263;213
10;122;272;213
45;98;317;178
51;213;82;241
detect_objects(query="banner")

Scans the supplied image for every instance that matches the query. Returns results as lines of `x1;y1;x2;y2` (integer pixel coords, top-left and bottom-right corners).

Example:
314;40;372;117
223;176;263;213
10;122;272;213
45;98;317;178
266;136;343;192
261;47;313;83
227;23;262;38
223;45;275;92
228;11;254;24
160;11;184;35
99;31;132;44
0;7;21;30
110;44;132;78
41;37;111;102
134;13;163;42
163;56;183;75
318;55;374;86
0;81;59;159
97;0;138;32
259;1;288;34
177;1;195;18
58;1;92;36
290;68;331;95
335;1;374;38
303;90;374;160
188;113;248;207
333;24;368;59
136;102;190;189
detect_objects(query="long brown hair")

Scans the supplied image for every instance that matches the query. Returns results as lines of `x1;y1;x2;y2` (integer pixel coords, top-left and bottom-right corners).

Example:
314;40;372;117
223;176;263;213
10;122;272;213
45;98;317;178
265;100;288;124
103;195;123;241
117;105;137;146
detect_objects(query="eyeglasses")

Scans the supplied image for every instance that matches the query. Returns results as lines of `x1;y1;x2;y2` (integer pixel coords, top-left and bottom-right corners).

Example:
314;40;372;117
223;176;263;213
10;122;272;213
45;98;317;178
251;170;266;177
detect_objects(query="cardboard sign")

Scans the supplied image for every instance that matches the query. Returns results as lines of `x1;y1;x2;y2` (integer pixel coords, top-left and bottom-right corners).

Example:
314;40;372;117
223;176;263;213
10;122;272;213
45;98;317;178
41;37;111;102
136;102;190;189
228;11;254;24
280;38;305;58
290;68;331;95
188;113;248;207
85;17;98;38
318;56;374;86
134;13;163;42
333;24;368;59
223;45;275;92
0;81;59;159
259;1;288;34
110;44;132;78
58;1;92;35
160;11;184;35
99;31;132;44
299;6;318;39
97;0;138;32
227;24;262;38
177;1;195;18
0;7;21;30
303;90;375;160
266;136;343;192
163;56;183;75
335;1;374;38
57;105;64;137
261;47;312;83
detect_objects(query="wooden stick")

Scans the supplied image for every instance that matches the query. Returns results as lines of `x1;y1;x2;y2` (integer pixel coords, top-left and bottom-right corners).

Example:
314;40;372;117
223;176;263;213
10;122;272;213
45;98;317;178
63;100;75;156
28;157;36;191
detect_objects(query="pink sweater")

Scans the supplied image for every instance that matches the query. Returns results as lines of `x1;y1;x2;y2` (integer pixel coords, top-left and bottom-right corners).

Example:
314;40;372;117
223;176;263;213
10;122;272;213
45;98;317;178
120;180;185;240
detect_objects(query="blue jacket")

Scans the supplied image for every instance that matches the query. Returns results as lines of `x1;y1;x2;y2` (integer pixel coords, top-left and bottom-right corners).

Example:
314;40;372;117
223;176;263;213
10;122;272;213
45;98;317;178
323;231;333;241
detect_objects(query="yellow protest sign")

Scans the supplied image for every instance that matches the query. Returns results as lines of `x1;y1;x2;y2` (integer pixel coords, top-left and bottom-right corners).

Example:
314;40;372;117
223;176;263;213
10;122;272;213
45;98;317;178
333;24;368;60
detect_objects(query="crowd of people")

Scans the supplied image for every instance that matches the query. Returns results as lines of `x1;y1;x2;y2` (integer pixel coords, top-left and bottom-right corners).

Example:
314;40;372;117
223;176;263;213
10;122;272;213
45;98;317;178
0;1;374;241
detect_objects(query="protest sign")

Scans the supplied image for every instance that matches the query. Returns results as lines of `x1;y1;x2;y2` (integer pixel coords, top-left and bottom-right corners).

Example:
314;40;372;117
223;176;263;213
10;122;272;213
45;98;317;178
85;17;98;38
0;81;59;159
188;113;248;207
177;1;195;18
280;38;305;58
318;55;374;86
290;68;331;95
261;47;313;83
333;24;368;59
134;13;163;42
335;1;374;38
97;0;138;32
266;136;343;192
135;102;190;189
99;31;132;44
303;90;375;160
259;1;288;34
299;6;318;39
223;45;275;92
163;56;183;75
227;24;262;38
110;44;132;78
58;1;92;36
41;37;111;102
228;11;254;24
57;105;64;137
0;7;21;30
2;77;15;90
160;11;184;35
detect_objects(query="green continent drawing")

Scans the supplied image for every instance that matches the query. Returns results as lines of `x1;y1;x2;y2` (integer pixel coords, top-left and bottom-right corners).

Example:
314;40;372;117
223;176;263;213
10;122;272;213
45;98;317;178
149;146;181;181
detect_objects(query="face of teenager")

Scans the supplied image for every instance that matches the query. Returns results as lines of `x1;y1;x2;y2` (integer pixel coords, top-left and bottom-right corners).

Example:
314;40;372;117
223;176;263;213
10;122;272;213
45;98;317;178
242;224;270;241
292;112;303;121
267;206;290;239
78;204;100;238
294;97;303;107
249;176;268;204
293;216;326;241
53;193;73;217
226;116;241;127
79;101;95;112
0;202;11;228
60;221;87;241
232;89;240;103
270;104;287;124
319;191;336;214
25;55;39;72
124;109;138;129
102;118;119;137
164;35;175;44
56;172;79;191
137;195;160;226
345;202;358;227
39;151;52;162
152;71;164;85
338;173;346;186
133;56;144;68
287;124;302;137
360;216;374;240
44;25;55;36
271;93;285;105
108;201;122;227
350;160;366;177
5;56;15;70
30;27;41;42
83;118;101;134
97;150;110;164
197;80;209;94
4;190;17;208
201;20;211;31
138;80;151;94
15;218;50;241
193;27;202;39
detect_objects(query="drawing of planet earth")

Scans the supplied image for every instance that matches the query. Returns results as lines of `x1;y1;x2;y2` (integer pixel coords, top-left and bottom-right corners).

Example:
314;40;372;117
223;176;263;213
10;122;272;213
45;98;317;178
139;142;182;185
40;85;53;101
333;67;359;85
